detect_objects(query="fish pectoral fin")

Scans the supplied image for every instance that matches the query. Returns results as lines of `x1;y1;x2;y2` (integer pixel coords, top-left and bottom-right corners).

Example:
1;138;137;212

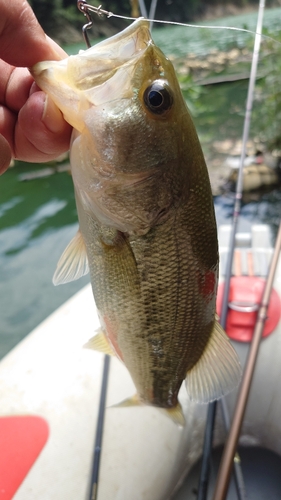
84;329;116;356
53;229;89;285
185;319;242;403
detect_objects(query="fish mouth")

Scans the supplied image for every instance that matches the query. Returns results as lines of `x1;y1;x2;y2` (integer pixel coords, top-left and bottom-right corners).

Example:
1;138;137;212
31;18;151;130
31;18;151;90
83;17;151;70
63;18;152;90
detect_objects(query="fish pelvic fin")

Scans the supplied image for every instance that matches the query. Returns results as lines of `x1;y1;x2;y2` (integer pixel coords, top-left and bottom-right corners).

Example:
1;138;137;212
185;319;242;403
112;396;185;426
53;229;89;285
84;329;116;356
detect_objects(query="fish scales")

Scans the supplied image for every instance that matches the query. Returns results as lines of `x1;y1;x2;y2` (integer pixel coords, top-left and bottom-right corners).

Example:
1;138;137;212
77;159;218;409
31;18;241;422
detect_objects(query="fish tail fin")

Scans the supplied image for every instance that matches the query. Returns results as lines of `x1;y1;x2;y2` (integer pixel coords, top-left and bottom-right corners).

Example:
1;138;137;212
185;319;242;403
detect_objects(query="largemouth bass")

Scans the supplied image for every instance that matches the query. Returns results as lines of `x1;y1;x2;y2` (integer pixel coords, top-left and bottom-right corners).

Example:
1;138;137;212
31;19;241;424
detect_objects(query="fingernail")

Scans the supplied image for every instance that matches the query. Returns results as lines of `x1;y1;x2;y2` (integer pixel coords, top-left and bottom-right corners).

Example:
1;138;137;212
0;135;12;175
42;95;66;134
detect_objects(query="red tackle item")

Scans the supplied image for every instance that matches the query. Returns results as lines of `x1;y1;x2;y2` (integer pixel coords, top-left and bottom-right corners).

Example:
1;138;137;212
217;277;281;342
0;415;49;499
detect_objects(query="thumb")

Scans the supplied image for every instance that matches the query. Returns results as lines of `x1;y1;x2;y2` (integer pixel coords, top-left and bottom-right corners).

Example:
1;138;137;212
0;134;12;174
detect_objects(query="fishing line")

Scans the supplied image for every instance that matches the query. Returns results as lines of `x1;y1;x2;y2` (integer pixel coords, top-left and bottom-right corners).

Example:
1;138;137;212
124;17;281;47
115;14;269;39
78;2;281;46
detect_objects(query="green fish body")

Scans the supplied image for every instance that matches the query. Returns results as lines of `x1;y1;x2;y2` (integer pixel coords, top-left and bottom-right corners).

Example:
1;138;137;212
32;19;241;422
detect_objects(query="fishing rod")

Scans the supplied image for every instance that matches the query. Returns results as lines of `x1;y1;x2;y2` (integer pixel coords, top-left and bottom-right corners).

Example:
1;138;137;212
212;219;281;500
138;0;148;18
87;354;111;500
197;1;266;499
148;0;158;29
137;0;158;29
148;0;158;21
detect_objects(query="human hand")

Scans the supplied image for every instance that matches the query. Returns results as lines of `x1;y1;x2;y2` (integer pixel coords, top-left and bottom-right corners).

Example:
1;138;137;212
0;0;72;174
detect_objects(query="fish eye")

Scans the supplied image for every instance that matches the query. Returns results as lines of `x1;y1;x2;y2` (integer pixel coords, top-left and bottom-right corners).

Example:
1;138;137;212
143;81;173;115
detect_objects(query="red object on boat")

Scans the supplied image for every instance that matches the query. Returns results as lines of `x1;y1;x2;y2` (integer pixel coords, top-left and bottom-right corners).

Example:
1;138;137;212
217;277;281;342
0;415;49;500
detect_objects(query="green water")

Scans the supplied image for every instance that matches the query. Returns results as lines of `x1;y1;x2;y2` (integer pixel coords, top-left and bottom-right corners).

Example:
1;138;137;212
0;8;281;360
0;164;90;357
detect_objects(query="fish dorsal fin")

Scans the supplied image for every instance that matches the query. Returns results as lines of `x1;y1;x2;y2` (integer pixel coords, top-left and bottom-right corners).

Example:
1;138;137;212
53;230;89;285
84;329;116;356
185;320;242;403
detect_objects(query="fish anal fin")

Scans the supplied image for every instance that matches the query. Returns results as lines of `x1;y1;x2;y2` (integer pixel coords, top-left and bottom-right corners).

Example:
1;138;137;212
185;319;242;403
111;395;140;408
162;403;185;426
111;396;185;425
84;329;116;356
53;229;89;285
